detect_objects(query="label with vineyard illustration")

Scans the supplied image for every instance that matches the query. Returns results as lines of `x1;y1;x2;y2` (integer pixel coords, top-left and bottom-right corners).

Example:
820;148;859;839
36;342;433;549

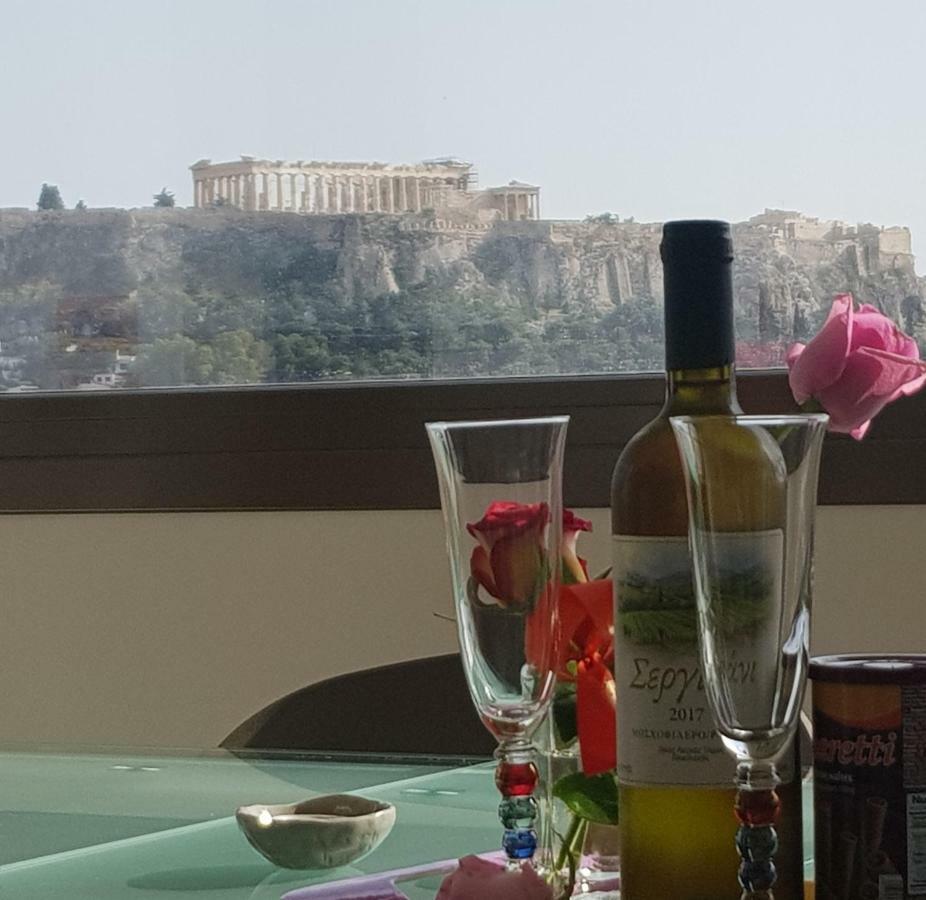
613;531;785;786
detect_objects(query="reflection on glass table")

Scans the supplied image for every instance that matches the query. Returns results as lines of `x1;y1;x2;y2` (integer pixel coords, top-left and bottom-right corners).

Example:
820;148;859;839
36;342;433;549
0;745;816;899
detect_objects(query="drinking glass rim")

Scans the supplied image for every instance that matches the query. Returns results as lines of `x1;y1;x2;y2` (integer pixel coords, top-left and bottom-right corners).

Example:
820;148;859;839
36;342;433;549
669;413;829;428
425;415;570;432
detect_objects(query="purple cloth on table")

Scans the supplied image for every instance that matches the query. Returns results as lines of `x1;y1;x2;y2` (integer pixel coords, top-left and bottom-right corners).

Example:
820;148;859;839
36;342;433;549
281;852;506;900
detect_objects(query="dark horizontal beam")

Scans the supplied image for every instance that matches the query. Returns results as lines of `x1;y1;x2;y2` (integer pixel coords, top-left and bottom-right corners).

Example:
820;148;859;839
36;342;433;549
0;371;920;512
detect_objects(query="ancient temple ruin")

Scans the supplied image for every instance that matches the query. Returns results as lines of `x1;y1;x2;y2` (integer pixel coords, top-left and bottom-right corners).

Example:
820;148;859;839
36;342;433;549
190;157;540;221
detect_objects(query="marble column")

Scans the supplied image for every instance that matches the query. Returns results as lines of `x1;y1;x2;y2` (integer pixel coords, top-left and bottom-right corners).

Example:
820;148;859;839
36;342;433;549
412;178;421;212
397;177;408;212
247;173;256;210
386;176;395;212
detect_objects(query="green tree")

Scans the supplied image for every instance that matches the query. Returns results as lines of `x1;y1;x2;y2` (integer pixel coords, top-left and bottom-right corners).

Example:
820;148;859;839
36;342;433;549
186;287;265;341
209;330;270;384
135;283;198;339
37;183;64;210
271;332;331;381
131;336;214;386
74;199;87;211
153;187;175;208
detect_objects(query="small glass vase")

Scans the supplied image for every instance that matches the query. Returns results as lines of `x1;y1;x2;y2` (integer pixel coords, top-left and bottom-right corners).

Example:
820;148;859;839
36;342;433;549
539;699;621;897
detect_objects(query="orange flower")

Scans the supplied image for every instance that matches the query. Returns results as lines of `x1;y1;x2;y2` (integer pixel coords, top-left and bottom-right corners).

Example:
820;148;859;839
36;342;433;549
557;578;616;775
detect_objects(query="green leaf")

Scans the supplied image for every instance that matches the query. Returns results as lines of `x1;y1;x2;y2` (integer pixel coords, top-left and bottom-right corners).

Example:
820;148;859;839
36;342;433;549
551;685;578;746
552;771;619;826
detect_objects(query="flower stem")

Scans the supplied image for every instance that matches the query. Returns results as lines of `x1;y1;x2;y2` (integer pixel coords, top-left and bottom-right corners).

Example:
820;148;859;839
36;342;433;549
554;812;588;896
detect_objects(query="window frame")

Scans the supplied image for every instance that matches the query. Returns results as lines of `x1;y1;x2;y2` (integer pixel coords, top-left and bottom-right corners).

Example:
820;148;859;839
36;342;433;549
0;369;921;513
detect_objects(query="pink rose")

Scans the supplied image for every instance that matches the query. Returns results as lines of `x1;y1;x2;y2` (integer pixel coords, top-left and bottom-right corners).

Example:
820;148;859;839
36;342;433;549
467;501;550;606
787;294;926;439
436;855;553;900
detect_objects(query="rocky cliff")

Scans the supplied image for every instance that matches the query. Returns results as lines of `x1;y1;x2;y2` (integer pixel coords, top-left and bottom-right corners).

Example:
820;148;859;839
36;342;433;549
0;207;921;388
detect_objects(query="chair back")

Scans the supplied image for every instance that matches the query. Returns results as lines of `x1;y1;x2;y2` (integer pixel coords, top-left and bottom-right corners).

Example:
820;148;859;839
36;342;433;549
221;653;496;757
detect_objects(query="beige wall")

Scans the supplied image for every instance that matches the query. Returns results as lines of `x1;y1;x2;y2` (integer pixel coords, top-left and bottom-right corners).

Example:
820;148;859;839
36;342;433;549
0;506;921;749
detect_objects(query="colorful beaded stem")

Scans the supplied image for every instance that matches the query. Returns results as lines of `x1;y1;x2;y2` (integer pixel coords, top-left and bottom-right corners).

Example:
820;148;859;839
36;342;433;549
734;763;781;900
494;741;539;868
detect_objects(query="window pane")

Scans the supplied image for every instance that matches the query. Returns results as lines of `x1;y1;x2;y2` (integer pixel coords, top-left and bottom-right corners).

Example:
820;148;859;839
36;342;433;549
1;1;923;390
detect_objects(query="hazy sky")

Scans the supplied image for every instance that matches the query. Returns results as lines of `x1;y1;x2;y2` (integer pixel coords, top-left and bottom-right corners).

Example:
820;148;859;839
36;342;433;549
2;0;925;264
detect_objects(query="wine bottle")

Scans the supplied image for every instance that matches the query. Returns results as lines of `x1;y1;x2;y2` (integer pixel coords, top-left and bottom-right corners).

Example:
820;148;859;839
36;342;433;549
610;220;803;899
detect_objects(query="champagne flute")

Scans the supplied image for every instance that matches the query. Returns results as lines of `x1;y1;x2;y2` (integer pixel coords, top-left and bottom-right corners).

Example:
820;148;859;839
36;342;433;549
427;416;568;869
670;413;827;899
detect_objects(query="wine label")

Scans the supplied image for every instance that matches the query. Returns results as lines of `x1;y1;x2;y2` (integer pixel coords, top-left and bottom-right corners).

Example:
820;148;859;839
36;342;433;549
613;532;787;787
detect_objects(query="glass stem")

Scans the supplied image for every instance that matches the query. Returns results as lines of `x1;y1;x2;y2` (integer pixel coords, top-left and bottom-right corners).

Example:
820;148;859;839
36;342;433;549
495;739;540;869
733;761;782;900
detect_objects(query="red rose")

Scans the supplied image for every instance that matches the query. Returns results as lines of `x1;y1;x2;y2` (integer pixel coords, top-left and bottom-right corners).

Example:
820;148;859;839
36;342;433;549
467;501;550;607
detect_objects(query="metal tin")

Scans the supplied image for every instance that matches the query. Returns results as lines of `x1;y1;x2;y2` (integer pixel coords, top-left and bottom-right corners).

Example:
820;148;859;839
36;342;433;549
810;655;926;900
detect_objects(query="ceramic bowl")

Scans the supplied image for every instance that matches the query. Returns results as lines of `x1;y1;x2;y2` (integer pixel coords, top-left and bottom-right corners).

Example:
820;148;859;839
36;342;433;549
235;794;396;870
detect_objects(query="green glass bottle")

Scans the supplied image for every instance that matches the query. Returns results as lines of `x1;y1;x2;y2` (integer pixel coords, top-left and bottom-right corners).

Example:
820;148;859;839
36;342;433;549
611;220;803;900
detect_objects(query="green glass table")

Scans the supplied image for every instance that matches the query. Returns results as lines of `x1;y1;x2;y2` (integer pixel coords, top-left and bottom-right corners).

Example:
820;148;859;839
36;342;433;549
0;747;502;899
0;746;814;898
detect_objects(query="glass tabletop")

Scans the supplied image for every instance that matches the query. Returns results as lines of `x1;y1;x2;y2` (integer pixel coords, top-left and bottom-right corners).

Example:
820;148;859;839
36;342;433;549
0;746;499;899
0;745;814;899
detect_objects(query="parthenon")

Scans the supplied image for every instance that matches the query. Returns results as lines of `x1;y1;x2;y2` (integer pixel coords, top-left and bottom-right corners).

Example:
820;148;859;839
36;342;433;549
190;156;540;221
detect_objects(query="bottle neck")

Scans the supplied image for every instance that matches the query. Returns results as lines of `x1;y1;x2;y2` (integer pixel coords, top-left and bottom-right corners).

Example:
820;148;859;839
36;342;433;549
663;364;741;414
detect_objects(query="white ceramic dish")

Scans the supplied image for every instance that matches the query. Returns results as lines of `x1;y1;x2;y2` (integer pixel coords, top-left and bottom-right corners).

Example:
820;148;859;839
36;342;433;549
236;794;396;870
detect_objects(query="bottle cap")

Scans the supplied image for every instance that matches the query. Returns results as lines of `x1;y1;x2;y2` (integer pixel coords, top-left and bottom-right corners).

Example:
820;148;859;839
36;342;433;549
661;219;735;371
661;220;733;264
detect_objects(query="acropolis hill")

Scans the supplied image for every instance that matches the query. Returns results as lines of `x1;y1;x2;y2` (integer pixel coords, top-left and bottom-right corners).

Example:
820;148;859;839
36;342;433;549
0;202;922;386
